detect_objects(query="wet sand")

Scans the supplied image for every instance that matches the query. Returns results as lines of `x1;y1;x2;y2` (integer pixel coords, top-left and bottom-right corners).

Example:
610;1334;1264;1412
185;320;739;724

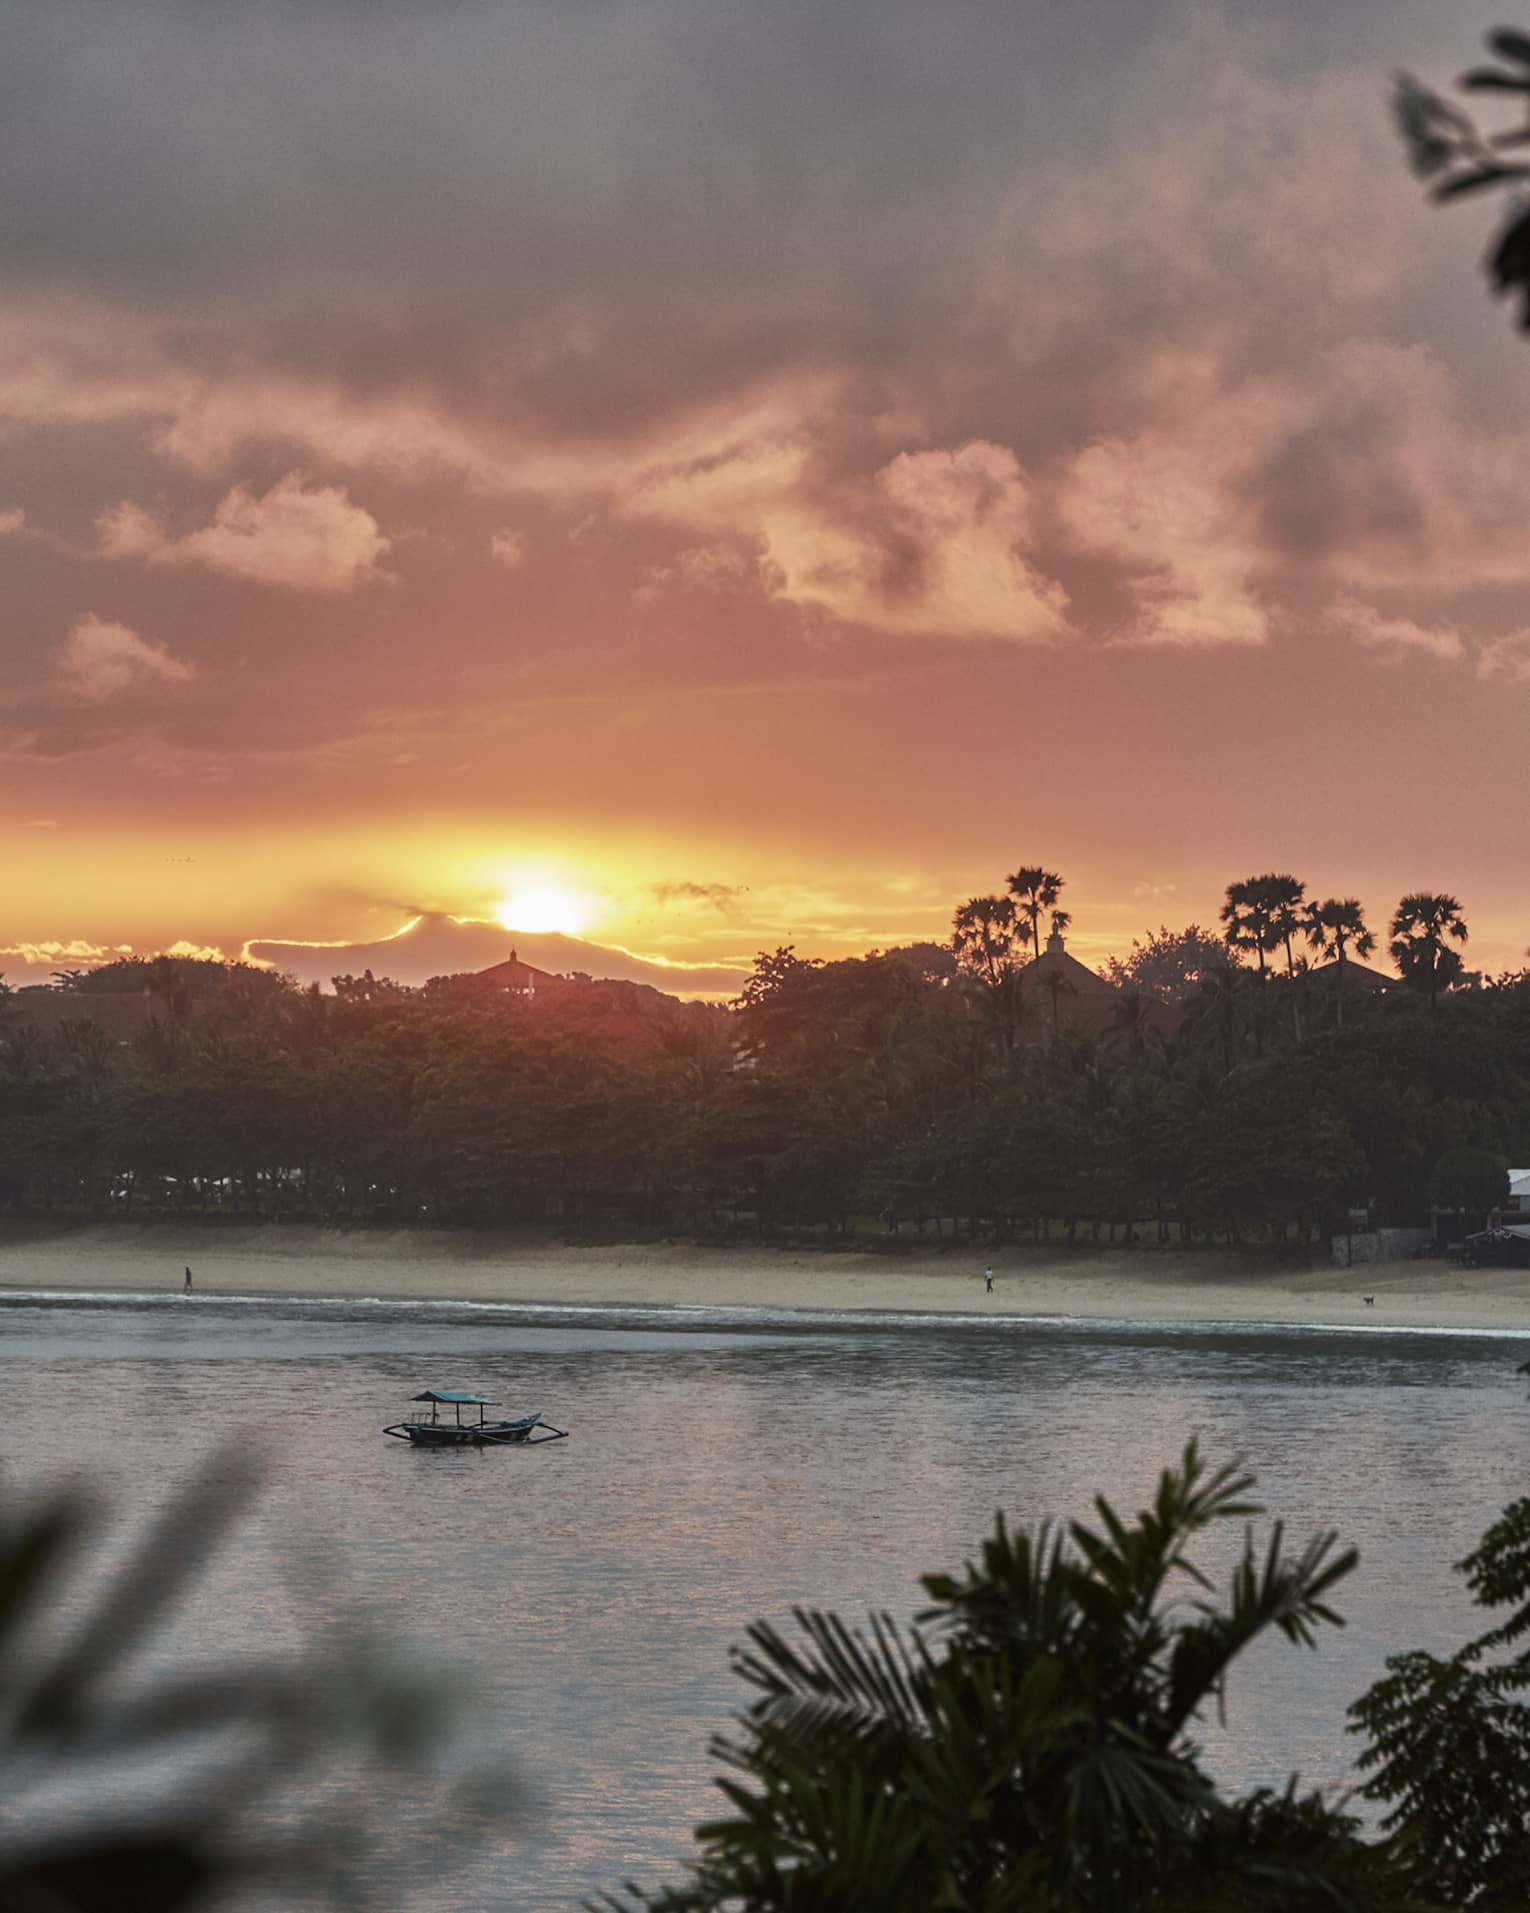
0;1225;1525;1332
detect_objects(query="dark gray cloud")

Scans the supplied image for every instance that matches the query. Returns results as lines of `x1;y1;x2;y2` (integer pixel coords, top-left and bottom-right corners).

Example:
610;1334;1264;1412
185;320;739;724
648;879;746;910
0;0;1241;431
1;0;1525;745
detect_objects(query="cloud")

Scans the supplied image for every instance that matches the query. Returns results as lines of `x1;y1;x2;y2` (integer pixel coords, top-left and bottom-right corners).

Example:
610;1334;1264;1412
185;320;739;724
1477;629;1530;687
57;614;193;701
0;935;225;985
1327;594;1464;663
95;500;164;559
0;4;1527;769
1058;393;1275;648
98;474;390;592
0;938;133;967
995;64;1530;645
1055;339;1530;646
624;428;1069;642
649;880;747;910
862;443;1068;641
637;542;759;602
160;938;229;962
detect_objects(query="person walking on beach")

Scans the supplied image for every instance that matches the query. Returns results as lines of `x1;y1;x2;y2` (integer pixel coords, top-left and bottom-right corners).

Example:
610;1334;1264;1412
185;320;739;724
183;1266;193;1294
985;1266;994;1293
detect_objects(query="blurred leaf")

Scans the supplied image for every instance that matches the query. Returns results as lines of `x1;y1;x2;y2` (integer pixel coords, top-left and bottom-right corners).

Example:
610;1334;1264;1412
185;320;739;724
1459;66;1530;91
1431;163;1530;200
1391;74;1473;178
1490;28;1530;67
0;1455;517;1911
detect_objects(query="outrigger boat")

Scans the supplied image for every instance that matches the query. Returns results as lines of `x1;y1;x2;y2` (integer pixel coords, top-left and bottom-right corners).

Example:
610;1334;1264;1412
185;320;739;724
383;1389;569;1448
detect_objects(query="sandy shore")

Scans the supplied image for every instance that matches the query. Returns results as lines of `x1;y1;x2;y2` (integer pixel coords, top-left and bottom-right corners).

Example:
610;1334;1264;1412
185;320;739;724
0;1224;1526;1333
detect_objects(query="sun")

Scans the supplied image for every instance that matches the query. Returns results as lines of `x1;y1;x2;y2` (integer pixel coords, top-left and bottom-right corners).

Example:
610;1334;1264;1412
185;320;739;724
493;882;592;937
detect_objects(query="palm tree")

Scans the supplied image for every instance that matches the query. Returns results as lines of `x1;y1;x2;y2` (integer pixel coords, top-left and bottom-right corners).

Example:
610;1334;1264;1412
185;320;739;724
949;896;1025;990
1257;875;1305;1039
1006;866;1064;963
1304;898;1376;1030
1183;960;1255;1076
1257;875;1306;977
1390;893;1469;1009
605;1444;1366;1913
1221;875;1295;1054
1220;878;1273;982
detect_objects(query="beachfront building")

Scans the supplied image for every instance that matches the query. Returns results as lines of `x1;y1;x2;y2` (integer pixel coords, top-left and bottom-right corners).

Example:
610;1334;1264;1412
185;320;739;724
1305;957;1395;997
470;948;564;998
1016;928;1179;1040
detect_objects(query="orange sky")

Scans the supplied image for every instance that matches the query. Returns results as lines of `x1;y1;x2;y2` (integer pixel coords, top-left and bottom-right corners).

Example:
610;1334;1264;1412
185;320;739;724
3;1;1528;991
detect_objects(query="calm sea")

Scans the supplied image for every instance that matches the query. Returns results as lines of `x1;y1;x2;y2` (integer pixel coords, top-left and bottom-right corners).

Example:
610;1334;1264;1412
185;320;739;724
2;1289;1526;1908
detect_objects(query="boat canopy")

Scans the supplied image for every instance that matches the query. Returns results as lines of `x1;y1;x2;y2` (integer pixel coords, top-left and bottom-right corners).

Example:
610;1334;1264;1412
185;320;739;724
412;1390;498;1405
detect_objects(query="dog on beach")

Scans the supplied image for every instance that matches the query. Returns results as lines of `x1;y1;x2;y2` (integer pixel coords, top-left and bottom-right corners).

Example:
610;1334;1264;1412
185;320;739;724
1363;1294;1374;1306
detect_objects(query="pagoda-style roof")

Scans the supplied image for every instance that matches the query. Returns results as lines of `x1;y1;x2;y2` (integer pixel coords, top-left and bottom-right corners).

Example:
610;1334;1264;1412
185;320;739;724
1020;931;1115;996
473;947;562;991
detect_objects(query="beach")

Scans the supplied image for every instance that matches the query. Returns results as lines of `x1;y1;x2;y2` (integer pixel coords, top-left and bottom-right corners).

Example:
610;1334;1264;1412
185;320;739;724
0;1224;1527;1331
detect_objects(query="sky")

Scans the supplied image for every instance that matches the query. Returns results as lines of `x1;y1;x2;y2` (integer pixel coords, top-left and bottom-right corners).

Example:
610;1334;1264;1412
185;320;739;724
4;0;1529;994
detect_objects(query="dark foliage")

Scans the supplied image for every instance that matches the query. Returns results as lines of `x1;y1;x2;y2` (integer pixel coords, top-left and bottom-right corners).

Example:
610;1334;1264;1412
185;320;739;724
603;1445;1530;1911
0;1454;514;1909
0;871;1515;1250
1351;1495;1530;1908
1394;27;1530;327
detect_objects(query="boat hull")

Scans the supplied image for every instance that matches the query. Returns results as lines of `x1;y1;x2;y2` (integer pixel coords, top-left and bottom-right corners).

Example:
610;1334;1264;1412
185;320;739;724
384;1410;566;1446
401;1420;538;1446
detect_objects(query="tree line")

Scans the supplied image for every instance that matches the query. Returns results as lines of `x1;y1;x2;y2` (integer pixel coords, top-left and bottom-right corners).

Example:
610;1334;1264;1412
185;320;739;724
0;865;1523;1247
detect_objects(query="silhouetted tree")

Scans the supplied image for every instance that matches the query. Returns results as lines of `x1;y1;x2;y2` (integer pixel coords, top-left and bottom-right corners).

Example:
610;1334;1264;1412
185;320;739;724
1428;1145;1510;1217
1351;1489;1530;1907
1006;865;1065;963
1305;898;1378;1030
1100;924;1230;1002
1390;893;1469;1008
601;1445;1381;1913
607;1446;1530;1911
1221;878;1278;985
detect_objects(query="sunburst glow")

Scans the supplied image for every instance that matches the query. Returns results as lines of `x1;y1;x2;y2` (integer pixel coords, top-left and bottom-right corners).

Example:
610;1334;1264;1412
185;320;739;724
493;883;592;937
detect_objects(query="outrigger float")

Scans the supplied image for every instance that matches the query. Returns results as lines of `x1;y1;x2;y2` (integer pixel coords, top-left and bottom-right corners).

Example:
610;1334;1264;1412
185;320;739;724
384;1390;569;1448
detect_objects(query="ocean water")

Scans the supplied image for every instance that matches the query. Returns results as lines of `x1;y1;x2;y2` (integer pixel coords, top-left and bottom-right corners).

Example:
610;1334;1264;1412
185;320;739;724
1;1288;1526;1908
